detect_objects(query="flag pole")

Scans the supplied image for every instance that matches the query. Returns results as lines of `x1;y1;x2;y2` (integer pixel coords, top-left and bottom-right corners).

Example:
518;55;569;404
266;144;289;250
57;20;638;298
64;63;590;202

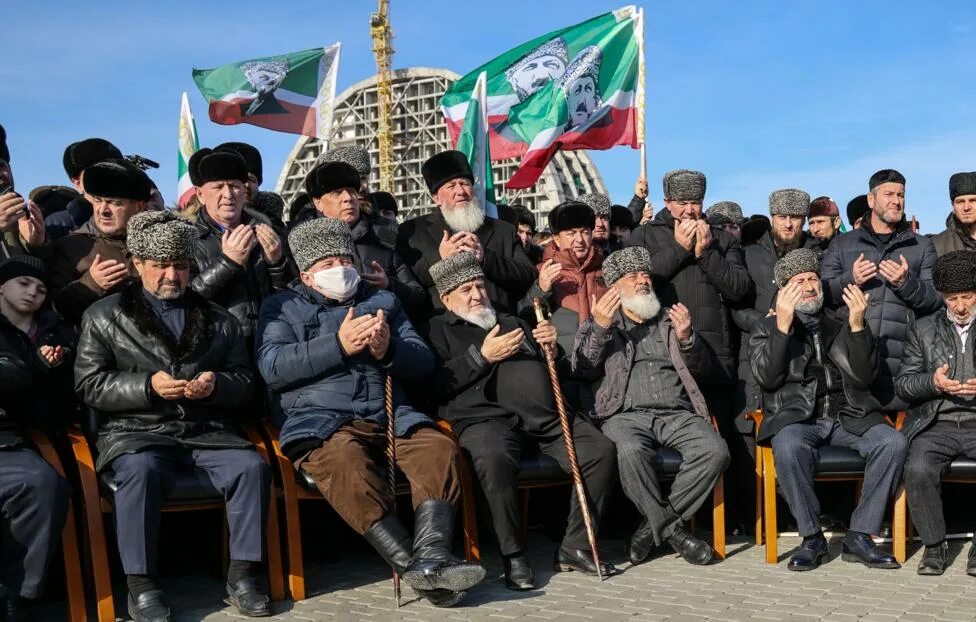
636;7;647;180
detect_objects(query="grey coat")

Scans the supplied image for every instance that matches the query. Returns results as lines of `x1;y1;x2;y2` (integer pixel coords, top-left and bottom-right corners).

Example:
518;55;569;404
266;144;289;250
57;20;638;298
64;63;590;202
931;213;976;258
571;313;711;422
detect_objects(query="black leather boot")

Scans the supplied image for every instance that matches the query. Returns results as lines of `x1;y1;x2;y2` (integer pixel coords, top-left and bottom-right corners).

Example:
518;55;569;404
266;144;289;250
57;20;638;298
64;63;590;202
628;517;655;565
917;540;948;576
841;532;900;569
363;513;466;607
666;525;713;565
503;554;535;590
788;532;829;571
400;502;485;594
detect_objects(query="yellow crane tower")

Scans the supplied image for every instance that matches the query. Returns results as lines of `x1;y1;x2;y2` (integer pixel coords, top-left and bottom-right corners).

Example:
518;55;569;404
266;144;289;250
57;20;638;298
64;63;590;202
370;0;395;192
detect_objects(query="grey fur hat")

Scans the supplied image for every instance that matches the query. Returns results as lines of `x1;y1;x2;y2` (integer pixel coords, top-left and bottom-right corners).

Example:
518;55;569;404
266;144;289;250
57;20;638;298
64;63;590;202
288;217;355;271
318;145;371;177
577;192;611;217
429;252;484;297
769;189;810;217
663;169;706;202
774;248;820;288
126;211;198;261
603;246;653;286
705;201;744;226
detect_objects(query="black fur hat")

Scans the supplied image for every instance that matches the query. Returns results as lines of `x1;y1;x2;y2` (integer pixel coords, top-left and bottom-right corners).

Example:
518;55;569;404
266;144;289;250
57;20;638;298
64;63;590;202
548;201;596;233
83;159;152;202
933;250;976;294
62;138;123;178
422;151;473;194
216;142;263;184
305;161;361;199
188;148;248;186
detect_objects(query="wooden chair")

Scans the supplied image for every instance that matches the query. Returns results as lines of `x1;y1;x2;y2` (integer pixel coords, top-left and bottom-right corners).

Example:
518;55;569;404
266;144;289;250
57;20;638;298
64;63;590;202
749;410;871;564
25;430;87;622
68;416;285;622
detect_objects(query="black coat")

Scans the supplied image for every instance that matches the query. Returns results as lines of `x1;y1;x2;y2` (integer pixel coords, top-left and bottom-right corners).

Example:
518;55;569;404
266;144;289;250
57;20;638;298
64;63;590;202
190;207;294;338
749;309;882;443
627;209;751;385
0;330;32;448
895;311;970;442
347;218;427;321
74;284;254;471
396;211;537;318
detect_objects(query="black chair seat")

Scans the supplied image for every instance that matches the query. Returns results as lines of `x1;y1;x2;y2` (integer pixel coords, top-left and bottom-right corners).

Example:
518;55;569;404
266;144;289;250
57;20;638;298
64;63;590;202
813;445;865;476
99;469;224;506
946;458;976;478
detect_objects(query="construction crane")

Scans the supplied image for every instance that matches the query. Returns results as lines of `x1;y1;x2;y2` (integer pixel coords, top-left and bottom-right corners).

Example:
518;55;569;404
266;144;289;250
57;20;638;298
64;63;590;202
370;0;395;192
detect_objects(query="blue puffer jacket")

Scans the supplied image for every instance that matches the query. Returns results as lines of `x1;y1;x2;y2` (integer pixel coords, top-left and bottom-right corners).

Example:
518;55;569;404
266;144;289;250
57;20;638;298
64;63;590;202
255;280;435;454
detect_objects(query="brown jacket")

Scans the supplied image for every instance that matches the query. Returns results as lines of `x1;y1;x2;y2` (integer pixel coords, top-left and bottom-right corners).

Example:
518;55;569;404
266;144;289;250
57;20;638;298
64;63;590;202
49;218;138;325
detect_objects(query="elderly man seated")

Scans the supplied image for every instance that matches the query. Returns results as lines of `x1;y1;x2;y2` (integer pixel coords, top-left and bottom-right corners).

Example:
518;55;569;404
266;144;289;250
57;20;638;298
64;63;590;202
572;246;729;567
751;248;905;571
75;211;271;622
426;252;617;590
255;218;484;608
897;250;976;576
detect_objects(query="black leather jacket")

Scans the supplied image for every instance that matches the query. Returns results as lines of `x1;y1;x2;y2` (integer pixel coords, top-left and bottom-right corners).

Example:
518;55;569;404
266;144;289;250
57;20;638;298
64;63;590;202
749;308;882;443
74;284;254;471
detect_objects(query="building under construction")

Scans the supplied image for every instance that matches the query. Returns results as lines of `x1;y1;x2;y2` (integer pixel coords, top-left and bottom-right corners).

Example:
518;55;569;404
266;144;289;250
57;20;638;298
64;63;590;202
274;67;608;224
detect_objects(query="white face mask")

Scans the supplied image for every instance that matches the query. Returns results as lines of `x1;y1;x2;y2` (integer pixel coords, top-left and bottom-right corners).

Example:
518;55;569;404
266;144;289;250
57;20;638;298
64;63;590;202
312;265;361;301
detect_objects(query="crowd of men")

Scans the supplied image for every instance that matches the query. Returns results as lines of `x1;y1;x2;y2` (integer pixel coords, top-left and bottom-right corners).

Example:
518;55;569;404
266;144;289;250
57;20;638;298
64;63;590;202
2;119;976;621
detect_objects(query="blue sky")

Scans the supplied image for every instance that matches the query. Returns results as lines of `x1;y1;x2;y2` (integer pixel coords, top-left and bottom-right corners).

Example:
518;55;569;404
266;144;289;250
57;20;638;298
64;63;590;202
2;0;975;232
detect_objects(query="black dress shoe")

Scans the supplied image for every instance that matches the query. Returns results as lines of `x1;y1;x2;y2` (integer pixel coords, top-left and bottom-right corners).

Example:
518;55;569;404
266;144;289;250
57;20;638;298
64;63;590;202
127;590;172;622
917;541;948;576
553;545;617;576
967;540;976;577
788;533;829;571
503;555;535;590
841;532;900;569
666;525;713;566
224;577;271;617
628;518;655;566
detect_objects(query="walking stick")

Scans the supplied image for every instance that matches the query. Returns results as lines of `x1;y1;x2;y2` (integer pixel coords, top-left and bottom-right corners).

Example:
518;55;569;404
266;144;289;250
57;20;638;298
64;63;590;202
532;298;604;581
384;373;401;607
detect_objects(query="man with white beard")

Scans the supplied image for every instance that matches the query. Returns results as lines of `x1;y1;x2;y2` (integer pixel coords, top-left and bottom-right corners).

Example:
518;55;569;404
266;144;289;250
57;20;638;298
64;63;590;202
750;248;905;572
572;246;729;567
397;151;536;320
425;252;617;590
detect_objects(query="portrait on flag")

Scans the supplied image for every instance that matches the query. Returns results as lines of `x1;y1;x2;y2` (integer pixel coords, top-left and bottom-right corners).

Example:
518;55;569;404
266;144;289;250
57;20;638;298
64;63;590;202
504;37;569;102
240;59;290;116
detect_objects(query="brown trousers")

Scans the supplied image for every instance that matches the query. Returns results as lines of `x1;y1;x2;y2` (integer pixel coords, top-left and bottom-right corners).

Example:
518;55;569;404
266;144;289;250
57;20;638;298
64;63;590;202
298;421;461;534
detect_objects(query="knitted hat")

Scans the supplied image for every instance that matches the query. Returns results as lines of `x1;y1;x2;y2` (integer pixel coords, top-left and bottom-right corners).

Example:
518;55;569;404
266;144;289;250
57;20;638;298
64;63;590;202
809;196;839;218
0;124;8;163
769;189;810;217
305;161;361;199
216;142;263;184
0;255;48;286
933;250;976;294
774;248;820;288
869;169;906;190
705;201;744;226
846;194;869;227
949;172;976;202
288;217;355;271
610;204;635;230
429;252;485;297
548;201;596;233
126;210;198;261
188;148;248;186
62;138;122;178
663;169;706;202
603;246;653;286
319;145;371;177
577;193;611;217
83;159;152;202
422;151;474;194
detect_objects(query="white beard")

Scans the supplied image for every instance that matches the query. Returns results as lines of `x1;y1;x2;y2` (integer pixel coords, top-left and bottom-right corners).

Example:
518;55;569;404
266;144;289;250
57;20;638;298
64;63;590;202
458;307;498;331
621;291;661;322
442;197;486;233
795;290;824;315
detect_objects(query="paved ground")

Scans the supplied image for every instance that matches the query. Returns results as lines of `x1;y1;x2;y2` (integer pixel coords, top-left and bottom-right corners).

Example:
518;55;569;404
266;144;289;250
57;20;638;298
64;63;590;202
44;533;976;622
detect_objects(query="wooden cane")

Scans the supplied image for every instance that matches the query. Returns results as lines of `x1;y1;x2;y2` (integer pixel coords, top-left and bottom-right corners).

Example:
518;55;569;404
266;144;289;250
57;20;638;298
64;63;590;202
384;374;401;607
532;298;604;581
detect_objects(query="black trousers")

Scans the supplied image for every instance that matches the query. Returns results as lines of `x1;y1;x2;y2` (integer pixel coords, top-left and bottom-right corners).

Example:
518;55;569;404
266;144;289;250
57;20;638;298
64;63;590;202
110;447;270;575
904;421;976;546
456;417;616;557
0;448;70;598
707;385;756;530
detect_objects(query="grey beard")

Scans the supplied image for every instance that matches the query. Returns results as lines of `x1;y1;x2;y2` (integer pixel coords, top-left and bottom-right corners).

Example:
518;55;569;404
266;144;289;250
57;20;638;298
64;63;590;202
458;307;498;331
621;291;661;322
795;290;824;315
442;197;486;233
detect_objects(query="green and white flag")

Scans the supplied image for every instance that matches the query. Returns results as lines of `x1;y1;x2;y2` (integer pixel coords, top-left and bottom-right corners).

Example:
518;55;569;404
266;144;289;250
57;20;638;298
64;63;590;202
176;91;199;208
192;44;341;139
442;7;643;189
455;72;497;218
